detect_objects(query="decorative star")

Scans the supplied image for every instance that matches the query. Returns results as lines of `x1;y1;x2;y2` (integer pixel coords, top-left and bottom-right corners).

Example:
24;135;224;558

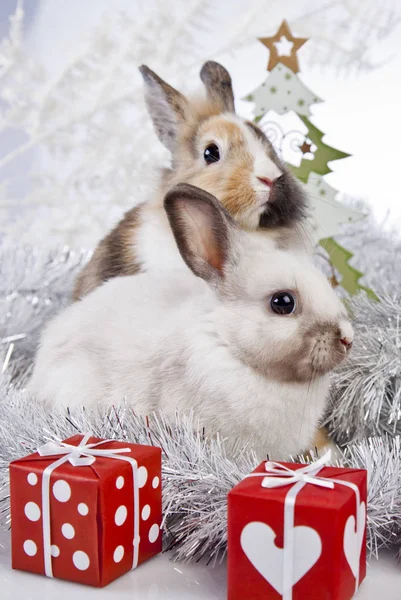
299;141;312;154
259;20;308;73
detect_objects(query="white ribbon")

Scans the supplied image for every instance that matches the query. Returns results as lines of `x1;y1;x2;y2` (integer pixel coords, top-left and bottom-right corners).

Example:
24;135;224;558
37;433;140;578
259;450;335;490
247;450;362;599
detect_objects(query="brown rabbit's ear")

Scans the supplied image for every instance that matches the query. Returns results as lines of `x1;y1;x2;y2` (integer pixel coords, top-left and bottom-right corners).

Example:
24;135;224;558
200;61;235;113
164;183;239;283
139;65;188;151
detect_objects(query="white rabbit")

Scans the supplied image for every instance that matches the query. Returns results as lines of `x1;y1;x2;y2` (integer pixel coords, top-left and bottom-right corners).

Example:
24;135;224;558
30;184;353;460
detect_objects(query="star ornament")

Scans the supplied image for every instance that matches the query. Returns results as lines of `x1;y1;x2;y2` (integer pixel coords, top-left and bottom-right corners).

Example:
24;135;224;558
299;141;312;155
259;20;308;73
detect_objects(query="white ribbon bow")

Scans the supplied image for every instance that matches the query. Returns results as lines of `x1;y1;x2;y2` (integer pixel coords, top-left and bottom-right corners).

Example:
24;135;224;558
261;450;334;489
38;432;132;467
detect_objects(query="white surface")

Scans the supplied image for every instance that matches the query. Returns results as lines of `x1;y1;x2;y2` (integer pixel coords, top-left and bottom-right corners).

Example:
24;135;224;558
1;528;400;599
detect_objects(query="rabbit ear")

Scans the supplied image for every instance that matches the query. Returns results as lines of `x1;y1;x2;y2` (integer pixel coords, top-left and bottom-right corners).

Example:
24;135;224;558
164;183;239;283
200;61;235;113
139;65;187;151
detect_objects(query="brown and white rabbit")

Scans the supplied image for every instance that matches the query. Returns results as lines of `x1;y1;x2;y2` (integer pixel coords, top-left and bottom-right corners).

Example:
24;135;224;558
73;61;308;300
31;185;353;460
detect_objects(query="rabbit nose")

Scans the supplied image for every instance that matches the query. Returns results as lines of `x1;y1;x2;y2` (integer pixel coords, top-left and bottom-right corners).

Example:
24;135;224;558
339;337;353;350
338;320;354;350
257;176;273;188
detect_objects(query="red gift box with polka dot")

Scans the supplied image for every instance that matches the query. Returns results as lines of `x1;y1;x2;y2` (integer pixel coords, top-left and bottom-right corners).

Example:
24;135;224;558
9;434;162;587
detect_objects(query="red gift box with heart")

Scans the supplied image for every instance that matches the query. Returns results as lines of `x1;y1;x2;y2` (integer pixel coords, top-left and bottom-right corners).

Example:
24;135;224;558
10;433;162;587
227;452;367;600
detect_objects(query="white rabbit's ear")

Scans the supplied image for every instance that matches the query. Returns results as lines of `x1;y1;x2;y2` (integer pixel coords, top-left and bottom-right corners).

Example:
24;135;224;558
139;65;188;151
200;61;235;113
164;183;239;283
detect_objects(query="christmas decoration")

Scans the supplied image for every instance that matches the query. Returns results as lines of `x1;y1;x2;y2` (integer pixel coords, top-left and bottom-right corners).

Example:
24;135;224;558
0;246;91;385
228;451;367;599
304;174;365;242
291;117;350;183
258;20;308;73
245;65;322;120
319;238;379;301
10;433;162;586
1;392;400;568
245;20;374;299
325;292;401;443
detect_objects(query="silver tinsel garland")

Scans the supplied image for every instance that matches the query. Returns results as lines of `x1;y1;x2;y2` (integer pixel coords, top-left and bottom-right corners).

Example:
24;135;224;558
0;246;91;383
0;392;400;562
0;235;401;562
322;213;401;443
326;293;401;443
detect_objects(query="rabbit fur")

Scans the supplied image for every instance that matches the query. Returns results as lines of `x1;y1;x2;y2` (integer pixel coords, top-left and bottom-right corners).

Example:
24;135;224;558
73;61;308;300
31;185;352;460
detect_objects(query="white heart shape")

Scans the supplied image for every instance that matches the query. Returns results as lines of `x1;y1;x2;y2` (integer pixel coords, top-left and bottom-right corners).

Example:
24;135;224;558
343;502;366;579
240;521;322;594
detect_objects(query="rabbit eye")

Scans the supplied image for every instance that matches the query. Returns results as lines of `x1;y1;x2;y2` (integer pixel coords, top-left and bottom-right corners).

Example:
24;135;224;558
270;291;296;315
204;143;220;164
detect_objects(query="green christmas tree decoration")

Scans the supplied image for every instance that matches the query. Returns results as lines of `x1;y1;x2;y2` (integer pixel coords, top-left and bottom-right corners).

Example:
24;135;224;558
245;19;376;300
319;237;379;301
291;116;351;183
304;173;366;241
244;64;322;120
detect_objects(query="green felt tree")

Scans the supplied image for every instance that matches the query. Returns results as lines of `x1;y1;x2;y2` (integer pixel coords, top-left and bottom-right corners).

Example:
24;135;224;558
319;238;379;301
291;117;351;183
244;20;376;300
245;64;322;120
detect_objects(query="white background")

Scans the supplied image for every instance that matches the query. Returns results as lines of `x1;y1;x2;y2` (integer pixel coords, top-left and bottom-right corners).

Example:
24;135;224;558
8;0;401;230
0;0;401;238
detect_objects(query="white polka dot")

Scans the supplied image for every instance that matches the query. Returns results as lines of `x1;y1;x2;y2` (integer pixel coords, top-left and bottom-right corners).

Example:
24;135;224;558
137;466;148;488
152;476;160;489
115;505;127;526
141;504;151;521
23;540;37;556
73;551;90;571
149;523;160;543
116;476;124;489
24;502;41;522
113;545;124;563
78;503;89;516
53;480;71;503
61;523;75;539
27;473;38;486
51;545;60;558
